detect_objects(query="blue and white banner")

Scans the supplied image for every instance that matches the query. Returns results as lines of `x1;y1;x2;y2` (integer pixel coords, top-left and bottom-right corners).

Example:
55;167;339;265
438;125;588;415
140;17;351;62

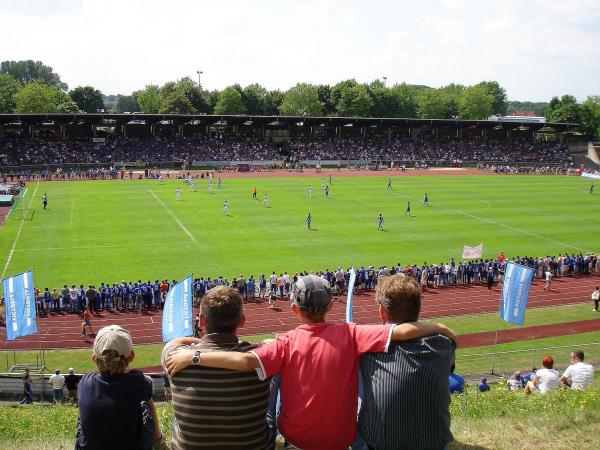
2;270;37;341
581;171;600;180
162;275;193;342
499;262;533;325
345;268;357;323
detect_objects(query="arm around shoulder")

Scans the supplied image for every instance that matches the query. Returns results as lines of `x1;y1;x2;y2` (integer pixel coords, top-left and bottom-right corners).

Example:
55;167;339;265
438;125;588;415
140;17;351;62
391;321;455;342
165;349;260;376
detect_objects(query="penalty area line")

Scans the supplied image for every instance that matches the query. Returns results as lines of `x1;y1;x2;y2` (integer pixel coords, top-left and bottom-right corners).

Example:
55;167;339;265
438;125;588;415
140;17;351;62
1;182;39;280
148;190;198;245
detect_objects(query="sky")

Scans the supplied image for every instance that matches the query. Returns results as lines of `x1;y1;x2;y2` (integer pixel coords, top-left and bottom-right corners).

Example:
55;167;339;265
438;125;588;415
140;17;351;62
0;0;598;102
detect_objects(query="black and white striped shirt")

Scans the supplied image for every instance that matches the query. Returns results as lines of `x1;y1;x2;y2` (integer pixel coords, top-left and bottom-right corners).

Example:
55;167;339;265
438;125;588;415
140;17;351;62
359;334;455;450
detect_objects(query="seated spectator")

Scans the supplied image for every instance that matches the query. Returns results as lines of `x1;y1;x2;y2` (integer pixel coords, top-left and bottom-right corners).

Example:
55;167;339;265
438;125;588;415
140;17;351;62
560;350;594;389
357;275;454;450
478;377;490;393
449;364;465;394
507;371;522;390
525;355;559;395
76;325;162;450
166;275;454;450
161;286;273;450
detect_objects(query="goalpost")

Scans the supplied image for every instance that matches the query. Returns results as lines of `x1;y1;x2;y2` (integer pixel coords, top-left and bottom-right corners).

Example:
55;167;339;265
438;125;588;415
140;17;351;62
6;187;30;221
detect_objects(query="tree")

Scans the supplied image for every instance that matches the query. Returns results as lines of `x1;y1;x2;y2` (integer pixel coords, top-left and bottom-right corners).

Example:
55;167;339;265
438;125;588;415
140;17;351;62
317;84;335;115
0;73;21;113
159;91;197;114
506;101;548;116
476;81;508;116
1;60;68;90
438;84;464;118
69;86;104;113
545;95;580;124
13;81;63;113
368;80;394;118
457;85;493;120
416;88;453;119
279;83;323;116
389;83;418;118
330;79;360;113
137;85;161;113
213;86;246;115
115;93;139;113
264;89;284;115
55;90;80;113
335;83;373;117
241;84;268;115
204;90;220;113
579;96;600;140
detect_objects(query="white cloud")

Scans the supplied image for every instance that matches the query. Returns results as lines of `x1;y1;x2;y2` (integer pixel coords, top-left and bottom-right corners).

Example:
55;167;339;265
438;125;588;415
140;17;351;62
0;0;597;101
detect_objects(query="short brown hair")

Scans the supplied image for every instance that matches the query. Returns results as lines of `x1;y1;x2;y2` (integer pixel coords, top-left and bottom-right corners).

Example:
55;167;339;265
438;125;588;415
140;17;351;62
376;275;421;323
201;286;243;333
95;350;129;376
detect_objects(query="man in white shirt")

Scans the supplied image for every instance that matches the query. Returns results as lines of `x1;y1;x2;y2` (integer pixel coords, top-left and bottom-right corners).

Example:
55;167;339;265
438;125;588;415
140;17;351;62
592;286;599;311
49;369;66;403
560;350;594;389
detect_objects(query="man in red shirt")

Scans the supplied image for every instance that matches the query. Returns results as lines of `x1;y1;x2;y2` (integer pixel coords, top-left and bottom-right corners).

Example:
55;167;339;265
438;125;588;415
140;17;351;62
167;275;455;450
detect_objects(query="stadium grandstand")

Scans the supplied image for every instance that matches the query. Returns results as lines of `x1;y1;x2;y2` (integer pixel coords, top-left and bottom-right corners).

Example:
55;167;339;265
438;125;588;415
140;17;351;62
0;113;579;170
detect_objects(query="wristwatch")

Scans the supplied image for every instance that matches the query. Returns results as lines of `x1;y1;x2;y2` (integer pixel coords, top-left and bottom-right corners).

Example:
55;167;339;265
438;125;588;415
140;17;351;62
191;351;201;366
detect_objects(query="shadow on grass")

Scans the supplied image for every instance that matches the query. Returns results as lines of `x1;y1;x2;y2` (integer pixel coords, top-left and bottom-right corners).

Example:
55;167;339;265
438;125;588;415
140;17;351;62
450;442;491;450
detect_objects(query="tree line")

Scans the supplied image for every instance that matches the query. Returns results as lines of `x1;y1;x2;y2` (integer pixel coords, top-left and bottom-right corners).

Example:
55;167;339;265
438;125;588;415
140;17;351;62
0;60;598;139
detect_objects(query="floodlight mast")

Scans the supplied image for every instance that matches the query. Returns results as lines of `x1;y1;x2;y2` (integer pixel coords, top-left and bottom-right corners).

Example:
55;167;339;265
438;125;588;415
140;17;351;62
196;70;203;87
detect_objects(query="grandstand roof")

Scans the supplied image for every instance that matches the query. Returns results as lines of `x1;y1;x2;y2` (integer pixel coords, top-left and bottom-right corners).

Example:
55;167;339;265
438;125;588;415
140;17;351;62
0;113;575;131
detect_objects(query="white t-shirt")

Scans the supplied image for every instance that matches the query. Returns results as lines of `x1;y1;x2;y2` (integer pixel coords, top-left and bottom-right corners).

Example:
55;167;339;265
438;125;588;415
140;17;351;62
592;290;600;301
49;374;65;389
562;361;594;389
535;368;559;394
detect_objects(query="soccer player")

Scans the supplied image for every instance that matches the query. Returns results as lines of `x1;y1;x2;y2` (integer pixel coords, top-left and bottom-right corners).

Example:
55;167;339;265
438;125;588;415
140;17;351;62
42;193;48;209
405;201;411;216
263;194;269;208
591;184;594;194
321;178;326;190
377;213;384;230
218;177;222;189
307;185;312;198
223;200;229;216
306;212;312;230
424;192;429;206
325;185;329;199
156;174;162;184
208;179;213;193
329;174;333;184
252;186;257;200
176;188;182;201
387;178;392;189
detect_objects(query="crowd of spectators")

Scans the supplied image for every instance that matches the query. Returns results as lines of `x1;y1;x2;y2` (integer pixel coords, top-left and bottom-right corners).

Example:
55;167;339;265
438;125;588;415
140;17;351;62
0;133;571;167
25;252;599;318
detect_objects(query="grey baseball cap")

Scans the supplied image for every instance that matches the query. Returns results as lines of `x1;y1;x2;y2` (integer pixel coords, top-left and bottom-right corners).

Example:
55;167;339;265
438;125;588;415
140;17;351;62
291;275;332;308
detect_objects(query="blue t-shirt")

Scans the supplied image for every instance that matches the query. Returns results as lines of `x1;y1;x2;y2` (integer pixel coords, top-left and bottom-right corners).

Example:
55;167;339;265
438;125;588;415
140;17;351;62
77;370;152;450
449;373;464;394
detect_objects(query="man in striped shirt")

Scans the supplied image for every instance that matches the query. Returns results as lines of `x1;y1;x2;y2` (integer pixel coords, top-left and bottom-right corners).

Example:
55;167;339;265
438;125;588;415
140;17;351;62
161;286;273;450
357;275;454;450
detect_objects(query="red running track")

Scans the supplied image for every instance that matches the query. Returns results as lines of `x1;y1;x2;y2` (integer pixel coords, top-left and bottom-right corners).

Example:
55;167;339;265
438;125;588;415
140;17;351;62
1;275;599;351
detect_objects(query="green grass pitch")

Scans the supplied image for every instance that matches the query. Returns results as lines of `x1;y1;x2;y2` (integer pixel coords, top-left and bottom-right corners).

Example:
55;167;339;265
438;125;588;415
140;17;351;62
0;174;598;291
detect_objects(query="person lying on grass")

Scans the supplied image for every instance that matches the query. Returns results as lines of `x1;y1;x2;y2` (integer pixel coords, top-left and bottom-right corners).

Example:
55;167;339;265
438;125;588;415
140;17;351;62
166;274;455;450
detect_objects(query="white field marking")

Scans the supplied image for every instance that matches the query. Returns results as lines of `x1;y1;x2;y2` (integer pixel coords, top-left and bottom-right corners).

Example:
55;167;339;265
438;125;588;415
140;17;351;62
1;182;39;280
148;190;198;244
14;242;181;252
345;179;587;253
69;201;74;229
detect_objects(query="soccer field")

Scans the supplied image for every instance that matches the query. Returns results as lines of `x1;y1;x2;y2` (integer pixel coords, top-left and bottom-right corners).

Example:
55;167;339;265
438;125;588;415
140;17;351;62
0;174;598;290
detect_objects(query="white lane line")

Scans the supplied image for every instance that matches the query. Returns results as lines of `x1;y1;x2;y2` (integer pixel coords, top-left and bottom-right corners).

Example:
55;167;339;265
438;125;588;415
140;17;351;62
14;242;182;252
1;182;39;280
148;190;198;244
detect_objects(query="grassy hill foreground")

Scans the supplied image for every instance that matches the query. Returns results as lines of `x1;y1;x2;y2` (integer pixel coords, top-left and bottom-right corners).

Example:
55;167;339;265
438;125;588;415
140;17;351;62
0;381;598;449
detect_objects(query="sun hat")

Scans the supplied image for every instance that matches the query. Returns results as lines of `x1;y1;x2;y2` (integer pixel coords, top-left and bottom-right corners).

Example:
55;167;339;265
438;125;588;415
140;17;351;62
93;325;133;361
